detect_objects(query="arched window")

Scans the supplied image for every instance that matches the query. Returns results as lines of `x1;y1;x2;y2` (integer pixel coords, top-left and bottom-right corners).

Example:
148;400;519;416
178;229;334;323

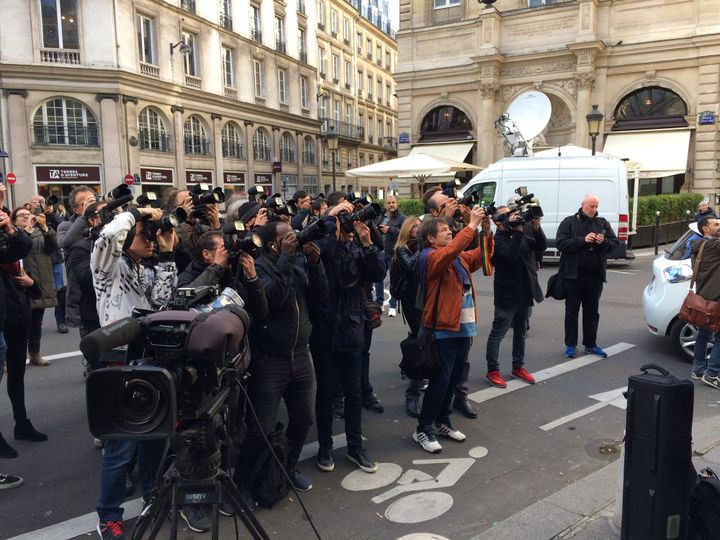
280;132;296;163
222;122;245;159
183;116;210;154
253;128;271;161
33;98;98;146
303;136;316;165
613;86;688;130
138;107;170;152
420;105;473;141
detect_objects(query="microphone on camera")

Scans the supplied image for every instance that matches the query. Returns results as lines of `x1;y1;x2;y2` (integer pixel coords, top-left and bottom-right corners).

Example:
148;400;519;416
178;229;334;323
80;317;142;359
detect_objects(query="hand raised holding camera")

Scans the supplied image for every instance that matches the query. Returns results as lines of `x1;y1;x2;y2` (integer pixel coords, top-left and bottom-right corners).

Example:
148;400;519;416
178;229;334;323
354;221;372;247
280;231;298;254
469;205;485;229
139;207;162;221
156;227;176;253
239;252;257;279
303;242;321;264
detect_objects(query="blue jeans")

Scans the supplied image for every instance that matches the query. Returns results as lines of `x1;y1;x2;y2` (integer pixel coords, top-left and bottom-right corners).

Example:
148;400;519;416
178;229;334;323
418;336;472;434
374;256;396;308
693;327;720;378
97;439;164;522
53;263;65;325
0;331;6;385
485;305;532;373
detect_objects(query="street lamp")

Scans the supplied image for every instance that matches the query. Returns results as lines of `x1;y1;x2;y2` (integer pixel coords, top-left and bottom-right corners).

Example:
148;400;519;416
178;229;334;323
170;40;193;56
586;104;604;156
327;134;339;192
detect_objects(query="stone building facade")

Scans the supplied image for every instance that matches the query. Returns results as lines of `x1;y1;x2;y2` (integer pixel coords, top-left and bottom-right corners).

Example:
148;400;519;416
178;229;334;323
395;0;720;200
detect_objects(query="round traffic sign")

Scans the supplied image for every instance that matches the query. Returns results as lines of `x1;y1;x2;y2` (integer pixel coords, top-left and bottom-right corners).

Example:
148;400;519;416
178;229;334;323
124;174;134;186
6;172;16;185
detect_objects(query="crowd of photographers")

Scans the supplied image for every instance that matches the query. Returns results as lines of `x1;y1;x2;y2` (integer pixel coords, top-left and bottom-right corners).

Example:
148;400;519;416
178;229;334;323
0;178;620;540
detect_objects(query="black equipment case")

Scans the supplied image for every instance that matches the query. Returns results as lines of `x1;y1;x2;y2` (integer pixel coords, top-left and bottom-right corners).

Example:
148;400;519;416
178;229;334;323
621;364;695;540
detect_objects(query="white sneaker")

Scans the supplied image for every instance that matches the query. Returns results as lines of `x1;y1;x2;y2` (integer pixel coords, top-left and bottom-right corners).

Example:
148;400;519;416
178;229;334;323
412;430;442;454
388;308;397;317
436;423;466;442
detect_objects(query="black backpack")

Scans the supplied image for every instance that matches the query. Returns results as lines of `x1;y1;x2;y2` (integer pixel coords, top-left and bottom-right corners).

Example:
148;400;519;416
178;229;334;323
248;422;291;509
688;467;720;539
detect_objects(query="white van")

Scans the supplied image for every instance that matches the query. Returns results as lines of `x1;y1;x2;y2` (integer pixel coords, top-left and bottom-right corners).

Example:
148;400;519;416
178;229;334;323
458;154;632;260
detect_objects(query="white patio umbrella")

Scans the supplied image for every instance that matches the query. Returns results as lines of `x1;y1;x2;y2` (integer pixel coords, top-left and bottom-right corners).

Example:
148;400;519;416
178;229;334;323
345;153;480;185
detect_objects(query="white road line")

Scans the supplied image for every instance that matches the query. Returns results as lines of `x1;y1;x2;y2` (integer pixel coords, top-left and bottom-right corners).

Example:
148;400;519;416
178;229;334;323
467;342;635;404
24;350;82;364
607;269;636;275
8;433;354;540
539;401;612;431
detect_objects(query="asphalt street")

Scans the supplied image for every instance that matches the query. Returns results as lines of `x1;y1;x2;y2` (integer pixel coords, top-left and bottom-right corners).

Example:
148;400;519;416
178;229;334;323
2;252;718;540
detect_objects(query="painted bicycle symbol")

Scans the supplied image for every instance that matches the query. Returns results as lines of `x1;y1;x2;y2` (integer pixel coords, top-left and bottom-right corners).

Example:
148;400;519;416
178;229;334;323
341;446;488;524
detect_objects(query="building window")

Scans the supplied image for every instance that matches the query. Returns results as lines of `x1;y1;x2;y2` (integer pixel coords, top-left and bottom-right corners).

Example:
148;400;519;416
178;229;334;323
319;95;327;118
330;9;337;36
222;47;234;88
303;174;318;196
253;59;265;96
41;0;79;49
253;128;272;160
433;0;461;7
298;28;307;62
333;100;340;123
385;50;391;70
343;18;350;42
33;97;98;146
344;61;351;88
319;48;327;77
136;14;156;65
357;71;363;93
251;4;262;42
317;1;325;29
182;32;198;77
386;83;391;104
281;175;298;196
613;86;689;130
280;132;296;162
303;137;316;165
366;37;372;57
356;31;362;53
278;69;288;104
420;105;474;141
138;107;170;152
332;54;339;82
376;80;382;102
222;122;245;159
275;16;285;53
220;0;233;30
376;44;382;63
528;0;566;6
184;116;210;155
345;104;352;125
367;74;373;97
300;77;309;108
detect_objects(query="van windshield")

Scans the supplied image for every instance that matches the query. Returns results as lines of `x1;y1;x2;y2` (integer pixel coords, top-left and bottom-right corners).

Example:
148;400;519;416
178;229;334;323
468;182;496;207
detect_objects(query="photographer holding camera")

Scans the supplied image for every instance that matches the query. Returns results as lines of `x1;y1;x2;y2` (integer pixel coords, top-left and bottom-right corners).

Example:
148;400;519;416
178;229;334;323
484;207;546;388
233;220;328;506
375;196;404;317
310;201;386;474
90;206;178;539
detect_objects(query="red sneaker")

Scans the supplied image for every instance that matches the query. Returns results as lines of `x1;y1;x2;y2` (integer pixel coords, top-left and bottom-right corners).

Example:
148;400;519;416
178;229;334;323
485;370;507;388
511;367;536;384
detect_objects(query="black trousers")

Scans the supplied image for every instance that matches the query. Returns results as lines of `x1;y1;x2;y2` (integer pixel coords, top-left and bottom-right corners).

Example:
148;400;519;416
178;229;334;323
5;322;29;423
28;308;45;355
233;350;315;485
401;300;423;399
564;275;604;348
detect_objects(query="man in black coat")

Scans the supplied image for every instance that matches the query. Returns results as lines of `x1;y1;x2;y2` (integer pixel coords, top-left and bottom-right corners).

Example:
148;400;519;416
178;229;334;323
485;207;546;388
556;194;619;359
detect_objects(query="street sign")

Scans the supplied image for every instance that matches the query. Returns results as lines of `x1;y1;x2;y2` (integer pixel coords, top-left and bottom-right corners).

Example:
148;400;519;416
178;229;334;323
6;172;16;185
124;174;134;186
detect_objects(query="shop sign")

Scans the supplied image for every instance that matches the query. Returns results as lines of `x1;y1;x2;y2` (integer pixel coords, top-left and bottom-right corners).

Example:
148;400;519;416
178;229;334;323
254;174;272;185
36;165;101;183
140;167;174;184
186;170;213;184
223;172;246;184
699;111;716;125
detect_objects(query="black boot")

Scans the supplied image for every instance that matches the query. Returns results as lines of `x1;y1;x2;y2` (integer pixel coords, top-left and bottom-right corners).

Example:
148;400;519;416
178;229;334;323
405;397;420;418
14;419;48;442
0;433;18;458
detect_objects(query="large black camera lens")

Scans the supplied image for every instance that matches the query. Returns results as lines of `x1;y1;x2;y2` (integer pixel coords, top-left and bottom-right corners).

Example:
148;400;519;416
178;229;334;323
457;191;479;207
116;378;161;427
107;184;132;201
295;218;328;246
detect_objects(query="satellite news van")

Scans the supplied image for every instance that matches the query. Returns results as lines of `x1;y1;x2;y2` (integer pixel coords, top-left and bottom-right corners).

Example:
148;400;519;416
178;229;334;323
459;91;632;260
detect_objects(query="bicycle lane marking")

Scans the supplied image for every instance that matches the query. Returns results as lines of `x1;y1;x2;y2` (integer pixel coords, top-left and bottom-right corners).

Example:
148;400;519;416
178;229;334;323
467;342;635;404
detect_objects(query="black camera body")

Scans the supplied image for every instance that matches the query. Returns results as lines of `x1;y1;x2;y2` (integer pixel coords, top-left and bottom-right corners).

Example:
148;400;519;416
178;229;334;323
338;202;381;234
502;187;544;225
222;220;263;256
263;194;295;222
294;218;328;246
141;208;187;242
190;183;225;220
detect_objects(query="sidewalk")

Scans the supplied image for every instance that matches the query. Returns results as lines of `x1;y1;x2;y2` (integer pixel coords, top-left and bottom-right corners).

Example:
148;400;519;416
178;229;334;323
471;413;720;540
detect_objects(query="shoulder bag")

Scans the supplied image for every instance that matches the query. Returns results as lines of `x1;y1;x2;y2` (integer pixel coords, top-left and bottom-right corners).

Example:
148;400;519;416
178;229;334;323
679;241;720;332
399;273;442;380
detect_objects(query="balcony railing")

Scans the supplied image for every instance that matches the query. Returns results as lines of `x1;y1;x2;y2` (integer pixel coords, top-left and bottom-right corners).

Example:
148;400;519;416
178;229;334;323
302;152;316;165
40;48;80;65
140;62;159;79
319;118;364;140
220;14;233;31
222;142;246;159
185;74;201;88
181;0;196;14
224;87;237;99
139;131;172;152
33;124;99;147
381;136;398;150
251;29;262;43
184;137;212;155
280;151;296;163
318;22;325;31
299;51;307;63
276;40;286;54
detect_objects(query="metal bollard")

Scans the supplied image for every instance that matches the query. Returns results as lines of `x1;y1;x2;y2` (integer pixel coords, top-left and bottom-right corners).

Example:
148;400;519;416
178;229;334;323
654;211;661;255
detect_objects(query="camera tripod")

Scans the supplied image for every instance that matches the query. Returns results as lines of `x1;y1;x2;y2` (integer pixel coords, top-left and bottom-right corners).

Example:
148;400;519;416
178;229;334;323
131;456;269;540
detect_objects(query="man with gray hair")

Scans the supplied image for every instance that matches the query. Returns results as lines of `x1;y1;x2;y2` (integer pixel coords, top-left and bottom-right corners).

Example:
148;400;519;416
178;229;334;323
556;194;618;359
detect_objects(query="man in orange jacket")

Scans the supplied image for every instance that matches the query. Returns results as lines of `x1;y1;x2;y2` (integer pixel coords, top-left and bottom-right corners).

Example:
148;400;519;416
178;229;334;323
412;205;493;453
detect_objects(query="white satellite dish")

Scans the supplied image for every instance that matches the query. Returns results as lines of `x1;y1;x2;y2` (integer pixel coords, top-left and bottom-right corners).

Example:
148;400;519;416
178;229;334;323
495;91;552;157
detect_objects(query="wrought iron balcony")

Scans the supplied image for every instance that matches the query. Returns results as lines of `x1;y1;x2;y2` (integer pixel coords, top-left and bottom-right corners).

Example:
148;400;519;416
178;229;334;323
251;29;262;43
276;40;286;54
381;136;398;150
220;14;233;31
181;0;195;14
33;124;99;147
299;51;307;63
319;118;364;141
184;137;212;155
139;131;171;152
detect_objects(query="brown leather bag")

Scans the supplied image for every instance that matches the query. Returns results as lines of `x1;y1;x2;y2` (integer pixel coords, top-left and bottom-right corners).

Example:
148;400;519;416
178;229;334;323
679;241;720;332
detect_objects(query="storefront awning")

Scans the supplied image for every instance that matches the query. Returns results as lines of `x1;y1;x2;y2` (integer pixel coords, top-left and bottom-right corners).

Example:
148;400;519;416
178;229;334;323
602;130;691;178
409;142;474;163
